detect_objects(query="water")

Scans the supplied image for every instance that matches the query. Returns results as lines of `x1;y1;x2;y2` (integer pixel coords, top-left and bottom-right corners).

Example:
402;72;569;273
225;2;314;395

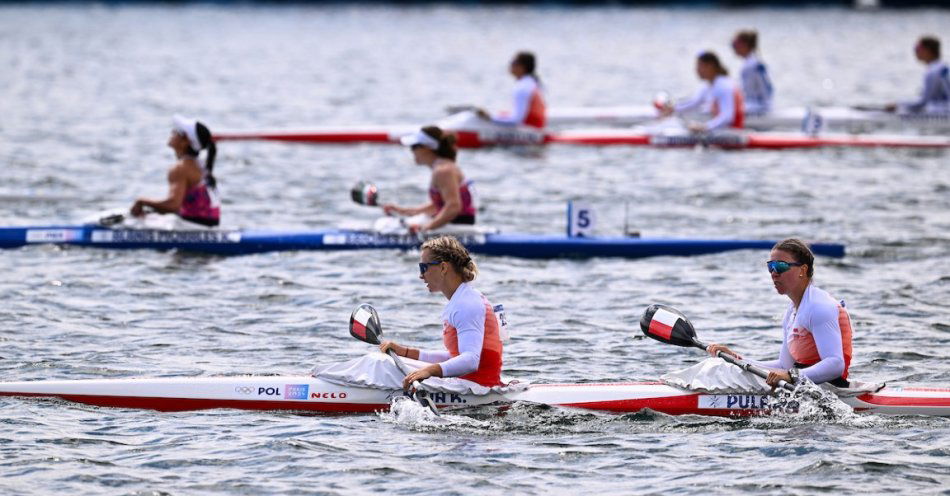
1;4;949;495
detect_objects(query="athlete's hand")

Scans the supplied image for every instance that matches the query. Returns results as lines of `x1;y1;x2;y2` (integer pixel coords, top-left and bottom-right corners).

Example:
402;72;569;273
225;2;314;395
407;223;424;235
475;108;491;120
766;369;792;388
382;204;399;216
402;364;440;391
706;344;742;360
687;122;707;133
379;340;404;357
884;103;897;113
130;200;147;217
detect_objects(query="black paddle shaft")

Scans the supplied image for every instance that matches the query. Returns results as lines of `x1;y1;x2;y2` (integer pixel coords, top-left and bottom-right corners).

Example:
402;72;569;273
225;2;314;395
640;304;796;393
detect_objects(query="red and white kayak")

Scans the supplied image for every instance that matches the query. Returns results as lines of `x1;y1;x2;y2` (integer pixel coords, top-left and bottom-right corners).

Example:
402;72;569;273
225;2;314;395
214;111;950;150
548;105;950;132
1;375;947;417
548;128;950;149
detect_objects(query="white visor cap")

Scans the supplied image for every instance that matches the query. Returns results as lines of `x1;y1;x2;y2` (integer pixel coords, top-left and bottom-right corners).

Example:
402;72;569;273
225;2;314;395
399;129;440;150
172;114;203;152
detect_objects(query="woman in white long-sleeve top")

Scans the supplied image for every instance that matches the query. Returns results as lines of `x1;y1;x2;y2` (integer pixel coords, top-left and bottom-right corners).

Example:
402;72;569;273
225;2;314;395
380;236;503;390
706;238;854;388
732;30;774;116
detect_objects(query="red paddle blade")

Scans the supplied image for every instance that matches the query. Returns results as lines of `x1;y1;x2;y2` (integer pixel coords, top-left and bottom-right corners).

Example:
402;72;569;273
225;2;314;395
350;181;379;206
640;304;700;348
349;304;382;345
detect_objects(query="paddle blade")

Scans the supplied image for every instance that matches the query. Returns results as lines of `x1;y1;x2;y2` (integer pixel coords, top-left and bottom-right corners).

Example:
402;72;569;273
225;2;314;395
351;181;379;206
349;304;383;345
640;304;700;348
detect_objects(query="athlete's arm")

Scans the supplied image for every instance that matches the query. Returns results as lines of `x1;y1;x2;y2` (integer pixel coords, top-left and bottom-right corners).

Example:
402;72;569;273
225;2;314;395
422;168;462;231
901;68;944;113
131;164;189;216
702;87;735;131
798;306;846;384
673;87;706;114
493;82;533;126
437;301;486;377
382;202;438;217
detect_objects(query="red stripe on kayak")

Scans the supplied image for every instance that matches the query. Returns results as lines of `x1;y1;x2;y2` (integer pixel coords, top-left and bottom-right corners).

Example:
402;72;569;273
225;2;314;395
213;132;395;144
2;392;391;413
648;319;674;340
547;133;651;145
856;393;950;407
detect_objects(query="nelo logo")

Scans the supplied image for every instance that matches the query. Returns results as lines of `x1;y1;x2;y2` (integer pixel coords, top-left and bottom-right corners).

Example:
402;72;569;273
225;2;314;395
310;392;348;399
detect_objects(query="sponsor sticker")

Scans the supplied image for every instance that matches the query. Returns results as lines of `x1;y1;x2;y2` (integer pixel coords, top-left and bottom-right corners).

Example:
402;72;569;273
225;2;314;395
323;232;488;248
91;230;114;243
698;394;771;410
25;229;83;243
323;234;347;245
310;392;348;400
284;384;309;400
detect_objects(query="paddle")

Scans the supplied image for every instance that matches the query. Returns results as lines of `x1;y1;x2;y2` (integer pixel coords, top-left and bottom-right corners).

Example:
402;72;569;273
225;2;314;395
349;304;439;415
850;104;887;112
639;304;797;392
350;181;380;207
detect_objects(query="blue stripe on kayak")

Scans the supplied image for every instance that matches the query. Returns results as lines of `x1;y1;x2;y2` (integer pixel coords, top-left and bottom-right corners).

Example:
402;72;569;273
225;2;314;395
0;226;845;259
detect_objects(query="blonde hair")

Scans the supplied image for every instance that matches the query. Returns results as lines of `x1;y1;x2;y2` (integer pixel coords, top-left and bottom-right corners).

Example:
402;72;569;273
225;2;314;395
420;235;478;282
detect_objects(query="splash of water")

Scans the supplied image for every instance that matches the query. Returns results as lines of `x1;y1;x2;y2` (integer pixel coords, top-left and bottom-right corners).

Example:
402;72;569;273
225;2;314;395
377;397;490;432
755;381;904;428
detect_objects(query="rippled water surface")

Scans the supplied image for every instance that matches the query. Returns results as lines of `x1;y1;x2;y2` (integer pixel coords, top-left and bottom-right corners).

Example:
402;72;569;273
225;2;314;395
2;4;949;495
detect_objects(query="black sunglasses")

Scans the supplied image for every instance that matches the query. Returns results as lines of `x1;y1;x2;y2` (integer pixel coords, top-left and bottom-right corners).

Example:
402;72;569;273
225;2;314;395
419;260;442;275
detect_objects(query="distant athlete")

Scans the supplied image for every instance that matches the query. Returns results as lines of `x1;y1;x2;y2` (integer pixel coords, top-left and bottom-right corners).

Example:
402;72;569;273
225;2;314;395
887;36;950;114
383;126;477;233
662;51;745;132
484;51;547;129
732;30;774;115
130;115;220;227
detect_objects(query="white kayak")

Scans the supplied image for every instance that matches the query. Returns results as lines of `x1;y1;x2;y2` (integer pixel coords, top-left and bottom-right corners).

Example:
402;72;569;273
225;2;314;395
1;375;948;417
548;105;950;132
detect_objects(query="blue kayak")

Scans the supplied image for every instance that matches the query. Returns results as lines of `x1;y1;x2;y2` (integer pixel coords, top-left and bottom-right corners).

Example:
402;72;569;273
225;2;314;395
0;225;846;259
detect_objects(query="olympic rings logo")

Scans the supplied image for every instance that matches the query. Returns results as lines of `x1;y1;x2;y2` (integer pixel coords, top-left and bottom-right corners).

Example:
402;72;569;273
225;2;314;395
234;386;254;395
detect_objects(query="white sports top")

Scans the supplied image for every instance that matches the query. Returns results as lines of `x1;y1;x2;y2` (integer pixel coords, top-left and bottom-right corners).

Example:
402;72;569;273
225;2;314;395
739;54;773;115
674;75;740;131
754;284;850;384
901;60;950;113
418;282;487;378
493;75;541;126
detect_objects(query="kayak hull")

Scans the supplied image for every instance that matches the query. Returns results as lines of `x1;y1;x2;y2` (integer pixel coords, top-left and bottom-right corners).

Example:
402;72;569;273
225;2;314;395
1;376;947;417
0;226;846;259
215;127;950;149
548;105;950;132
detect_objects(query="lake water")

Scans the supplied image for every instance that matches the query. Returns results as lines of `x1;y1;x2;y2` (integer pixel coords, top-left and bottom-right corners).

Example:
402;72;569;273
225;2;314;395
1;4;948;495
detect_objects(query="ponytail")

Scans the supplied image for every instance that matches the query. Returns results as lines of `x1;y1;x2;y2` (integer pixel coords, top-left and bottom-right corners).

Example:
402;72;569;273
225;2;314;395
195;121;217;188
420;126;457;160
